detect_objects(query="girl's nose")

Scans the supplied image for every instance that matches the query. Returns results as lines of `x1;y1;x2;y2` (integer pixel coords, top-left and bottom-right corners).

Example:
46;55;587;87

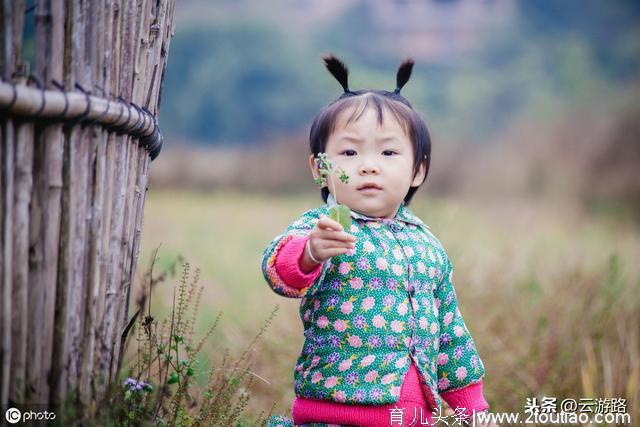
358;162;380;175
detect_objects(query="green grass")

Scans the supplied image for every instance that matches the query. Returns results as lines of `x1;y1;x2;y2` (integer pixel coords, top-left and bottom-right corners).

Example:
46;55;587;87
136;189;640;421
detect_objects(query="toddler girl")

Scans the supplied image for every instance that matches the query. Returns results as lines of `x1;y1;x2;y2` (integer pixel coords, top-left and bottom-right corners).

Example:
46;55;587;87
262;55;491;427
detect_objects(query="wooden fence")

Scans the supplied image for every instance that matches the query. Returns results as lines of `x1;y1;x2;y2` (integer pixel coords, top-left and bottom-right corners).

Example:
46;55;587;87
0;0;176;416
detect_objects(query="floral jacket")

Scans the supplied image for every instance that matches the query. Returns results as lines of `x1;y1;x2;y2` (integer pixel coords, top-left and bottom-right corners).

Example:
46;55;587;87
261;197;486;412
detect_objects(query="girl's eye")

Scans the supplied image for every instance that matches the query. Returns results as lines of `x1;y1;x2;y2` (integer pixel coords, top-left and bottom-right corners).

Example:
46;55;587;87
382;150;397;156
341;150;357;156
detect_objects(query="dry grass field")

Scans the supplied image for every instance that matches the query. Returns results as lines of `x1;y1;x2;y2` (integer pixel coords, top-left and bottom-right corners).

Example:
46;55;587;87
130;189;640;422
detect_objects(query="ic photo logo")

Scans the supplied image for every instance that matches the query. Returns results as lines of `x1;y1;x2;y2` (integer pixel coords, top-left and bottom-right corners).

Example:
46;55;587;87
5;407;21;424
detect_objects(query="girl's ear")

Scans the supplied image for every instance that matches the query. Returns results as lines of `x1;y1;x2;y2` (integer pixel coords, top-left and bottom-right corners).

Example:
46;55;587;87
411;161;427;187
309;154;322;183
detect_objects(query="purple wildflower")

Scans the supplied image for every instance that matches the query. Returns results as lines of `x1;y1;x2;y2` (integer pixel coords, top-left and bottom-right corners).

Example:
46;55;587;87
124;377;152;392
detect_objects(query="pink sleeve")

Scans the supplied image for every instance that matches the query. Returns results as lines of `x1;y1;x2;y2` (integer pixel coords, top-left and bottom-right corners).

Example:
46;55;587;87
274;235;323;290
440;380;489;415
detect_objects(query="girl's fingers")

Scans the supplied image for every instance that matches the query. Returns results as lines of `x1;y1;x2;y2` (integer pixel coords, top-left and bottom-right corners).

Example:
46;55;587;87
317;215;344;232
314;238;355;251
315;228;355;243
316;247;352;260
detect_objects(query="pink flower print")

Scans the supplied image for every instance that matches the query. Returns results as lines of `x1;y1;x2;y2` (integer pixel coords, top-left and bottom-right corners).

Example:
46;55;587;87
303;309;310;321
349;277;363;290
311;371;324;383
359;355;375;367
393;247;403;260
395;356;408;369
435;298;441;310
430;322;438;335
454;325;464;337
391;264;404;276
303;368;310;378
338;262;353;275
428;266;436;278
437;353;449;366
364;370;379;383
314;300;321;311
390;385;401;397
403;246;414;258
346;247;356;256
347;334;362;348
438;376;450;390
324;376;338;388
317;316;330;329
361;296;375;311
340;300;354;315
390;320;405;333
333;390;347;402
437;251;443;264
381;373;397;385
411;298;419;312
350;224;358;233
419;317;428;330
375;258;388;270
443;312;454;327
456;367;467;381
428;249;436;263
417;261;426;274
372;314;386;329
333;319;348;332
396;302;408;316
311;356;320;367
363;240;375;253
338;358;353;372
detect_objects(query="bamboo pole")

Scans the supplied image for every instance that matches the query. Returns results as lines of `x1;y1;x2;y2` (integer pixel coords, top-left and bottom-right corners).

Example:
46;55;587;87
1;0;176;413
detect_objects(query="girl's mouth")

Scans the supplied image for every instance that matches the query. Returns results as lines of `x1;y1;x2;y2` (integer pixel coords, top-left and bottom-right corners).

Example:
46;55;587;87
357;183;383;193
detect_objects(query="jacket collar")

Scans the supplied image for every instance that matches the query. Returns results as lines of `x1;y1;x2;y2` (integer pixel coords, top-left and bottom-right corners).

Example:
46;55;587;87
326;193;429;229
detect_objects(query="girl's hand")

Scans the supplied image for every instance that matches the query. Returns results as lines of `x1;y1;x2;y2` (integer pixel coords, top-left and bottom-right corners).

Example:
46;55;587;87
301;215;356;272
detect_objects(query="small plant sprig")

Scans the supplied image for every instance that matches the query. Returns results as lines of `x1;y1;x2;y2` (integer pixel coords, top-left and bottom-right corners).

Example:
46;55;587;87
314;153;352;230
93;254;277;427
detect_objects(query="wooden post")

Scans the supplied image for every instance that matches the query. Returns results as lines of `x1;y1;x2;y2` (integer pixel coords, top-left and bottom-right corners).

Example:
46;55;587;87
0;0;176;415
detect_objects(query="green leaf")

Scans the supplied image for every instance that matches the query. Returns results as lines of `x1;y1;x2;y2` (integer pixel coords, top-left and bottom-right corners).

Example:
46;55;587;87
167;372;179;384
329;204;351;230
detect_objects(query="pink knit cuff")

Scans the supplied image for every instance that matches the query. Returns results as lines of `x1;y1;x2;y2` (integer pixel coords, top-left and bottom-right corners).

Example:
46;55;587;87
274;235;323;290
440;380;489;415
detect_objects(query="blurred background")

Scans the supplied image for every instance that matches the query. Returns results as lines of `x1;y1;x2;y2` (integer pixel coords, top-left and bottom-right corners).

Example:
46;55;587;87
136;0;640;421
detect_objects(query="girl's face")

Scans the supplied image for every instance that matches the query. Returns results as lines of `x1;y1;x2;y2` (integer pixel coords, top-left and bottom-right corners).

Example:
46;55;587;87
309;106;426;219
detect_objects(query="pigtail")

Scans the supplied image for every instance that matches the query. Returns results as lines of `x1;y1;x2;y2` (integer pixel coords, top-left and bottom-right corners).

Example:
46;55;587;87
394;58;415;94
323;54;352;94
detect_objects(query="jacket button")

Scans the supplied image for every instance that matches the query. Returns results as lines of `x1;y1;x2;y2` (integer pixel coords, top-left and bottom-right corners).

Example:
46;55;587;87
409;287;415;297
410;345;417;356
